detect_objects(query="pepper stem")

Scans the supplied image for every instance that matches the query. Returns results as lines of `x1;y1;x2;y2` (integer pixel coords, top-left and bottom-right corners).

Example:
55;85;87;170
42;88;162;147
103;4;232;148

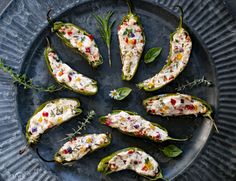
19;144;30;155
206;114;219;133
125;0;134;14
36;148;55;162
166;136;188;141
46;37;51;48
108;45;112;67
175;5;183;29
47;9;53;26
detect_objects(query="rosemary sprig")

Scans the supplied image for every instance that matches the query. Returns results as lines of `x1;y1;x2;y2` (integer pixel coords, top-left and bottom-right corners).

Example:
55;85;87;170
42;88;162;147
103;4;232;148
176;76;212;91
60;110;96;142
94;11;115;67
0;59;63;92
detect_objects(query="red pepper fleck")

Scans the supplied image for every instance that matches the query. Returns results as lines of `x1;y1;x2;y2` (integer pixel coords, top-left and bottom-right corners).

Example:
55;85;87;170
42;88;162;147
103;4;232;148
171;99;176;106
155;132;160;140
68;75;72;82
86;47;91;53
185;104;195;110
118;26;121;31
67;31;73;36
42;112;48;117
169;76;174;80
63;149;69;154
151;109;156;114
128;150;135;154
132;39;136;45
142;165;148;171
125;37;128;43
105;119;112;126
88;34;94;40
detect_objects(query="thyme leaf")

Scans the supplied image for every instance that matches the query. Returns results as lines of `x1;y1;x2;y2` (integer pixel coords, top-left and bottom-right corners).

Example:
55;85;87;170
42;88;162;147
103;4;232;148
176;76;213;91
59;110;96;142
0;59;63;92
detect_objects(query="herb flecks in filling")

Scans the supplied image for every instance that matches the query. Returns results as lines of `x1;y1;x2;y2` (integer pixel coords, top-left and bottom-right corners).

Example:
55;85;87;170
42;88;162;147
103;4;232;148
102;111;168;141
144;94;207;116
47;50;97;94
118;15;145;80
27;99;79;143
141;29;192;90
55;134;110;163
107;148;159;177
59;25;101;66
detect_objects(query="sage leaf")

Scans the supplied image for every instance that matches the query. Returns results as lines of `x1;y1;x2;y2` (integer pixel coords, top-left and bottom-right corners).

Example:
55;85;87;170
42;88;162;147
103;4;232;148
144;47;162;64
161;144;183;158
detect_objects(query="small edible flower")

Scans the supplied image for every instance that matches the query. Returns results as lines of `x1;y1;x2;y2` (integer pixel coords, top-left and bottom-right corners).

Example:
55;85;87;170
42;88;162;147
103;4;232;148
109;90;119;99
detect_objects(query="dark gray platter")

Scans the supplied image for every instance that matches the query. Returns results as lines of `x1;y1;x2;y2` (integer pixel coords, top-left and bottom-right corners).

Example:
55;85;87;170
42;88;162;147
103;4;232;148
0;0;236;181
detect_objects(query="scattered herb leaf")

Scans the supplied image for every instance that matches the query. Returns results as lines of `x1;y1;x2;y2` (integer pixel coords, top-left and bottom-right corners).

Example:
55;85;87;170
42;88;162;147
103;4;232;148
160;144;183;158
59;110;96;142
144;47;162;64
0;59;63;92
109;87;132;100
176;76;213;91
94;12;115;67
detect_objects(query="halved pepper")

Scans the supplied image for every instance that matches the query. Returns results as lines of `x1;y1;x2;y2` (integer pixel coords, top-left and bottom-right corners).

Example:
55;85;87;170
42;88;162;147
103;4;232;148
54;133;111;165
99;110;187;142
44;40;98;95
137;6;192;91
26;98;82;145
143;93;218;132
97;147;163;180
118;0;145;80
48;12;103;68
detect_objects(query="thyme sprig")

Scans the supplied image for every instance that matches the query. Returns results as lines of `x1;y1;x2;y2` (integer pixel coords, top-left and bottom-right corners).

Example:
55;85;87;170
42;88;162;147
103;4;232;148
60;110;96;142
176;76;212;91
0;59;63;92
94;11;115;67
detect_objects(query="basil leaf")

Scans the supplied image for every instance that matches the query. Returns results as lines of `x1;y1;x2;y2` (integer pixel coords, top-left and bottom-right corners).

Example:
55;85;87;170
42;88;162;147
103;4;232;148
144;47;162;64
161;145;183;158
115;87;132;100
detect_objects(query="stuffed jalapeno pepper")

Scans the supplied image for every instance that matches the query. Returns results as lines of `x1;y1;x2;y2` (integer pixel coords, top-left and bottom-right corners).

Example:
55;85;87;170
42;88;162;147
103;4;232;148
44;40;98;95
48;11;103;68
143;93;218;131
97;147;163;180
99;110;186;142
54;133;111;164
137;6;192;91
26;98;82;145
118;0;145;80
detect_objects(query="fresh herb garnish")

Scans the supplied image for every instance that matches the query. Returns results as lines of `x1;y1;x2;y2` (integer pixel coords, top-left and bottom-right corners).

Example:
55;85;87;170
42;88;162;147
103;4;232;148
94;12;115;67
109;87;132;100
144;47;162;64
0;59;63;92
60;110;96;142
160;144;183;158
176;76;213;91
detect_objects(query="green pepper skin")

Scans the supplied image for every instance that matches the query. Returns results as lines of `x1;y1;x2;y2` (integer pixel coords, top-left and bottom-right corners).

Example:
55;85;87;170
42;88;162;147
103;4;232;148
26;98;82;145
118;0;145;81
54;133;112;165
99;110;187;142
143;93;218;132
97;147;163;180
44;44;98;96
52;22;103;68
137;7;191;91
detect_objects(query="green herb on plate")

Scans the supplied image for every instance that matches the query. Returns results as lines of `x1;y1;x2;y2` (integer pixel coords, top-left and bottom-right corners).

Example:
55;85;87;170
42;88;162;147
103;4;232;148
94;12;115;67
160;144;183;158
0;59;63;93
109;87;132;100
144;47;162;64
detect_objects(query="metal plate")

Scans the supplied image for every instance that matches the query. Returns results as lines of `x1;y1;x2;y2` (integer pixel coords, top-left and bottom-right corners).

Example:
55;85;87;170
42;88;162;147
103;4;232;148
0;0;236;181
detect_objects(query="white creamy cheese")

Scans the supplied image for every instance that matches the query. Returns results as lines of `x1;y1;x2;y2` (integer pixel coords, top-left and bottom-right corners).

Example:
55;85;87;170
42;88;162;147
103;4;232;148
28;99;78;142
56;134;109;162
48;51;97;93
108;149;159;177
106;111;168;141
59;25;100;63
118;16;144;79
145;94;207;116
143;28;192;89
